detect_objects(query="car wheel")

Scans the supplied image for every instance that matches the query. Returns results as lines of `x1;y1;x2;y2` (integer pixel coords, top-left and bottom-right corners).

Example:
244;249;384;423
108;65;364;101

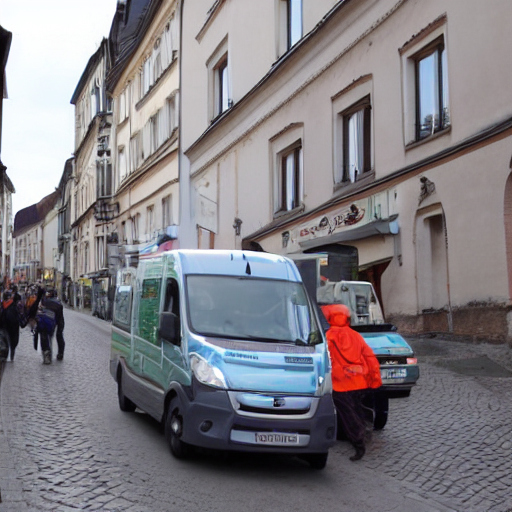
373;393;389;430
165;398;191;459
304;452;328;470
117;370;136;412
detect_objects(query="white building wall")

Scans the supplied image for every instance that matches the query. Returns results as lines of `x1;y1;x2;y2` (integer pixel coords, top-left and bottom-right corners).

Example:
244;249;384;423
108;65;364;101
180;0;512;341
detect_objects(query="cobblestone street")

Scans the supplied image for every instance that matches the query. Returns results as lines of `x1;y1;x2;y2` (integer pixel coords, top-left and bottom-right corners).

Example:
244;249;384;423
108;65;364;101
359;336;512;512
1;309;512;511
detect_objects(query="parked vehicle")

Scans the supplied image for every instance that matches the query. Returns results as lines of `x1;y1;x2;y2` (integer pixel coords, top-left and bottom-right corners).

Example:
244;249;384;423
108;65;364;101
289;252;420;431
110;249;336;468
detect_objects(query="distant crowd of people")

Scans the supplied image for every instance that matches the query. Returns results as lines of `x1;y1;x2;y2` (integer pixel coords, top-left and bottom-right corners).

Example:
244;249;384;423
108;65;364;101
0;283;65;365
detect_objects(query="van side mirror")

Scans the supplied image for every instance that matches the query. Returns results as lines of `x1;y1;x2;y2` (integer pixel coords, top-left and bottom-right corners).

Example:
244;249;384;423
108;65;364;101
159;311;181;346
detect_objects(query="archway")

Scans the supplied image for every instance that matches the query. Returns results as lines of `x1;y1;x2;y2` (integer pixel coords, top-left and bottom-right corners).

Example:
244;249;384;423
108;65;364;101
503;171;512;301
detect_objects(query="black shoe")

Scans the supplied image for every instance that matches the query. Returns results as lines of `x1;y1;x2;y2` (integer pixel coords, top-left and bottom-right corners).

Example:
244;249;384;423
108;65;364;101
56;353;64;361
349;446;365;461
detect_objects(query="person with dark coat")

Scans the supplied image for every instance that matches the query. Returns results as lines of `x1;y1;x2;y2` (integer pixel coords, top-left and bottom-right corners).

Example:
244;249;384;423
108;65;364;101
27;287;56;365
321;304;382;461
0;290;27;362
42;288;65;360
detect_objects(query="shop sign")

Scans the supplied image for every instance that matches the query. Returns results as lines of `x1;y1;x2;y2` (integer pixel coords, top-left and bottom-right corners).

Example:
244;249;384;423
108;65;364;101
292;199;368;244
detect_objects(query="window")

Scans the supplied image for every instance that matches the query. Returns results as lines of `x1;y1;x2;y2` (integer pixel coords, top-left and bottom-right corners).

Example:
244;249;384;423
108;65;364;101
84;243;89;274
286;0;302;49
90;86;100;118
414;38;449;141
97;159;112;198
150;114;159;153
73;247;78;278
129;133;141;173
278;0;302;56
146;205;154;238
96;236;105;269
131;214;140;243
400;17;449;146
162;195;172;227
164;278;180;316
113;284;133;332
166;94;178;135
138;16;177;101
138;278;162;345
118;85;130;123
153;38;162;79
341;96;371;183
279;143;302;212
215;56;229;116
118;146;127;182
207;38;230;120
271;124;304;215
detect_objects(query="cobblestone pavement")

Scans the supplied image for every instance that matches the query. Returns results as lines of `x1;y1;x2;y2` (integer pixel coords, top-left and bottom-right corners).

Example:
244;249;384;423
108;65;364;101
1;309;511;511
355;335;512;512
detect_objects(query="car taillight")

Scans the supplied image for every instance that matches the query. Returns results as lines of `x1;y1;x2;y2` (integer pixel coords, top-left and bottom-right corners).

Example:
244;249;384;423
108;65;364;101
407;357;417;365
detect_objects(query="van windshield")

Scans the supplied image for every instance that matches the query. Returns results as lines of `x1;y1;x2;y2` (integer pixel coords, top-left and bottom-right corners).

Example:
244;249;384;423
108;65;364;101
186;275;322;345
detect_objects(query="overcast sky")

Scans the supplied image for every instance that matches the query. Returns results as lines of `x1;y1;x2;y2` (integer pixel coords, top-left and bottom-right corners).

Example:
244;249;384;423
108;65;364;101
1;0;119;217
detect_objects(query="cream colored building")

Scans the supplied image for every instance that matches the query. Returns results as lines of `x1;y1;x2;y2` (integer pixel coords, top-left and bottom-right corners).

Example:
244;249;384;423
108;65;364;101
70;39;114;283
179;0;512;342
12;190;59;284
107;0;180;259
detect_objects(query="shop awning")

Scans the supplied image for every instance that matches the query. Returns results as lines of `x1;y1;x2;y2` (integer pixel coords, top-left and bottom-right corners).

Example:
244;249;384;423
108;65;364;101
299;214;399;250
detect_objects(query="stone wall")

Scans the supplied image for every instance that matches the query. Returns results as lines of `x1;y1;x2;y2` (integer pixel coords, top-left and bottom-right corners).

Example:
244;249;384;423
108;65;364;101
388;303;512;346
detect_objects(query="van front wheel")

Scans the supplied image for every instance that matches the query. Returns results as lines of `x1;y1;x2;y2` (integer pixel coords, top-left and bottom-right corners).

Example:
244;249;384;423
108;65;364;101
118;372;136;412
165;399;191;459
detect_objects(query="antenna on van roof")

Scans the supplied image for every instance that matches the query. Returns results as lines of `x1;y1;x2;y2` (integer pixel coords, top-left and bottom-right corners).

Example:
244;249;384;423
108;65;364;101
246;262;251;275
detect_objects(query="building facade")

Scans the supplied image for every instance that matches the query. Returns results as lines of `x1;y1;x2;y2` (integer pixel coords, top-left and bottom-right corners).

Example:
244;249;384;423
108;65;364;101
56;158;74;301
179;0;512;342
107;0;181;266
12;191;59;285
69;39;114;314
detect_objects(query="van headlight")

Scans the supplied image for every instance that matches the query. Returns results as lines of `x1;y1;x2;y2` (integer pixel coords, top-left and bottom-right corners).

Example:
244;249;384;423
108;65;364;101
190;354;227;389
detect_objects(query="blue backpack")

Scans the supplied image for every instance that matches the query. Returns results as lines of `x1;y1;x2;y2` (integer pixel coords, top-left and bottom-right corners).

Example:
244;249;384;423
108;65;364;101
37;308;56;335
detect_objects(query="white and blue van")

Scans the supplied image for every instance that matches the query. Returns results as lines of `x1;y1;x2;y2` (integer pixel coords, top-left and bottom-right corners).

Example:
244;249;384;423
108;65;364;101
110;249;336;469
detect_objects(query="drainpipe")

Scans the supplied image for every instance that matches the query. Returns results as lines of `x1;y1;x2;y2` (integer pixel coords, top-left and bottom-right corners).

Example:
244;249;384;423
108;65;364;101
177;0;193;248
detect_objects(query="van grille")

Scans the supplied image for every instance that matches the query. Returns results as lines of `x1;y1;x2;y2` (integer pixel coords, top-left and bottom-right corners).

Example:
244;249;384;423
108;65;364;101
238;404;310;416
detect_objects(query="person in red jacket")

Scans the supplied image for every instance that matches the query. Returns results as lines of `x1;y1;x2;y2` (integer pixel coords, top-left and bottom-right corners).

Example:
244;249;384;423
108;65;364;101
322;303;382;461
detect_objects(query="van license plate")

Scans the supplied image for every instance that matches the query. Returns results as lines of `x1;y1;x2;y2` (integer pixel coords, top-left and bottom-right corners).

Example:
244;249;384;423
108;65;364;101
382;368;407;379
254;433;299;445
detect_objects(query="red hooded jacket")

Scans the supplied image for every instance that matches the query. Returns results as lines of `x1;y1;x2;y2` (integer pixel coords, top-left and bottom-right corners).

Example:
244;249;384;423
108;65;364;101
322;304;382;393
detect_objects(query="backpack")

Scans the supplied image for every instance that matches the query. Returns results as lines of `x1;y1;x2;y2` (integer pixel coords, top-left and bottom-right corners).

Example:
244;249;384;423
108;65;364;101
38;308;56;335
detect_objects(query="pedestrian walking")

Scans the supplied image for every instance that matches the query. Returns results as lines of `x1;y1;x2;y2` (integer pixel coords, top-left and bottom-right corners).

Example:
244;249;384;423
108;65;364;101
27;287;56;365
0;289;28;362
321;304;382;461
42;288;65;360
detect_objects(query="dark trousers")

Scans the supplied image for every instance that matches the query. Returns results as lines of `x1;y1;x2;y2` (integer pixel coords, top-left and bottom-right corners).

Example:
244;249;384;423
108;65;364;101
332;389;367;448
55;325;65;356
38;330;52;354
6;329;19;360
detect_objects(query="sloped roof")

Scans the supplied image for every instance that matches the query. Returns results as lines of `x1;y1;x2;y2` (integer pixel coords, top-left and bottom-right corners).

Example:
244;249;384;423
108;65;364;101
70;39;108;105
106;0;162;92
13;189;60;236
